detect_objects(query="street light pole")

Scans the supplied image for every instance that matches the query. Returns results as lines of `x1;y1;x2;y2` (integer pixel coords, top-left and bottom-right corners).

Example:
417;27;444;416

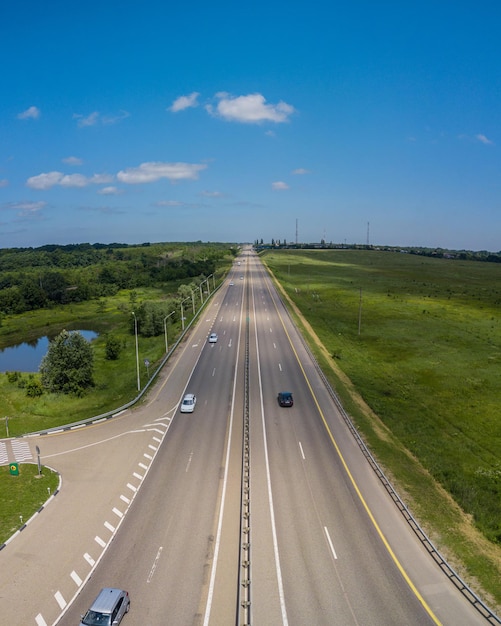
163;311;175;353
180;296;191;331
131;311;140;391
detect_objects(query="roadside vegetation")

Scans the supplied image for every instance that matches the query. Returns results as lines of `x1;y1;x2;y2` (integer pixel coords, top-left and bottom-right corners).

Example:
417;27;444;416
0;242;236;545
0;242;236;436
0;464;60;545
262;247;501;611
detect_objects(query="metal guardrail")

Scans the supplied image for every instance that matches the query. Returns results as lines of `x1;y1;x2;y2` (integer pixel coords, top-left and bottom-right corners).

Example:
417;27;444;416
237;284;252;625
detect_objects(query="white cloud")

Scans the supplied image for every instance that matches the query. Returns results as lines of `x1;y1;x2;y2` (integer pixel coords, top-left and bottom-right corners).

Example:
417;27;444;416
73;110;129;127
98;186;121;195
169;92;200;112
17;106;40;120
292;168;310;175
74;111;100;127
200;190;224;198
102;110;129;125
62;156;83;166
2;201;47;215
155;200;184;207
27;171;65;190
207;93;295;123
0;179;9;188
117;161;207;184
476;134;494;145
272;181;289;190
26;171;113;190
60;173;112;187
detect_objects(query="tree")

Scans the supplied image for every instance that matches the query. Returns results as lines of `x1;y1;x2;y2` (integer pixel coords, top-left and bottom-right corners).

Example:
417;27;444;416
25;376;44;397
39;330;94;395
105;334;122;360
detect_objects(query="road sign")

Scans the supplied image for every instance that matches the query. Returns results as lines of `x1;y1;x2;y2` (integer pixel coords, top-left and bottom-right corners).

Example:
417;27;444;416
9;463;19;476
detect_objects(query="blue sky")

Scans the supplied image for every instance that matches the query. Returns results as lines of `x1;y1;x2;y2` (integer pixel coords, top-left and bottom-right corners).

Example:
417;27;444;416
1;1;500;251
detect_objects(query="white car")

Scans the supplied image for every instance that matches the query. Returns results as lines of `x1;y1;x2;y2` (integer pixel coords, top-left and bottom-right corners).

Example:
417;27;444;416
180;393;196;413
209;333;218;343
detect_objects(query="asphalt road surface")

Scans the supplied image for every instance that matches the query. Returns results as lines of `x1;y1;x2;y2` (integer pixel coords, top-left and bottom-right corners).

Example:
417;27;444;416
0;248;491;625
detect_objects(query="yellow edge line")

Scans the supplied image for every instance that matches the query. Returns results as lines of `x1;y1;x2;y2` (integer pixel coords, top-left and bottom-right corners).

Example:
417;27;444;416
267;280;442;626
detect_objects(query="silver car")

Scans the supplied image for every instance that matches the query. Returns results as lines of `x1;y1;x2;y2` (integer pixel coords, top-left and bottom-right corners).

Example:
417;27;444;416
180;393;197;413
80;588;130;626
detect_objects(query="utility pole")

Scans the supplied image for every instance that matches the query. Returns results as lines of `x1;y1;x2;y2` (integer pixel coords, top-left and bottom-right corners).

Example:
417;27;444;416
358;287;363;336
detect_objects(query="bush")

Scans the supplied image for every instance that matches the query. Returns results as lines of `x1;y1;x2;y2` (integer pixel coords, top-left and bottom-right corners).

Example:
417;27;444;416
105;334;122;360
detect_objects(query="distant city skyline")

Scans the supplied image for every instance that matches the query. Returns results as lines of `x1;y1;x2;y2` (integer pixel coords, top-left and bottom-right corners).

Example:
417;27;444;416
1;1;500;252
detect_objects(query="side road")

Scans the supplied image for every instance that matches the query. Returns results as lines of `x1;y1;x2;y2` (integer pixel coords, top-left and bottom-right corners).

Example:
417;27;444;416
0;298;219;626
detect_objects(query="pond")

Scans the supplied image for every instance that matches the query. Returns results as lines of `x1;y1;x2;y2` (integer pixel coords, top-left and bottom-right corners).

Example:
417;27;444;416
0;330;98;373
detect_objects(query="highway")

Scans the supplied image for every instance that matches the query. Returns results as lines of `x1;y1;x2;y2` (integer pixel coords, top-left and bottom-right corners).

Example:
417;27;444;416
0;248;490;625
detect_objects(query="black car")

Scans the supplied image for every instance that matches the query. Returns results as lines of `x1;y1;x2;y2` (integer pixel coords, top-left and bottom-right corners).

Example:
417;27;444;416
278;391;293;407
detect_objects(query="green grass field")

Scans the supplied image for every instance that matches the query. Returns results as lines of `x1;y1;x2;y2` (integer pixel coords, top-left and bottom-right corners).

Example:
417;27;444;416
0;464;60;545
263;248;501;609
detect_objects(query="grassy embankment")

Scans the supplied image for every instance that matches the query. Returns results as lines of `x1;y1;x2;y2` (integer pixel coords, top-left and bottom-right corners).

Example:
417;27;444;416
262;248;501;611
0;464;60;545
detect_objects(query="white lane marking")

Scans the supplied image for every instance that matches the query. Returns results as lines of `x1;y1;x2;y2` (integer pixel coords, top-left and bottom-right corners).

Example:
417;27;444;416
138;462;148;470
144;453;153;460
104;521;115;532
133;472;143;480
54;591;66;609
0;442;8;465
112;507;123;519
152;436;162;443
35;614;48;625
148;444;157;451
70;570;82;586
278;363;282;371
186;452;193;473
42;430;148;458
203;276;244;626
11;440;32;461
255;284;289;625
298;441;306;460
126;483;137;492
147;547;163;583
212;368;216;376
95;536;106;548
84;553;95;566
324;526;338;560
120;494;131;504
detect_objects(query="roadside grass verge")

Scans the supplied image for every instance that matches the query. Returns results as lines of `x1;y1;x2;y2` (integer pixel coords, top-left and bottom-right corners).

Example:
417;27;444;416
0;464;60;546
263;248;501;611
